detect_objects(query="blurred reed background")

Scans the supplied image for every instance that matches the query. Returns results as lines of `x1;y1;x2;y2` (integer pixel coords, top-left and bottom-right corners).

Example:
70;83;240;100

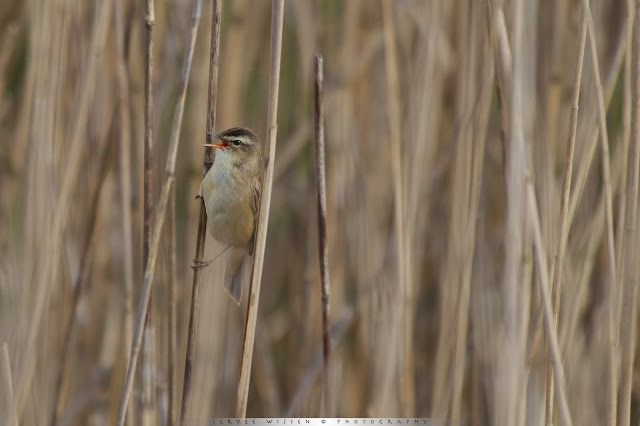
1;0;639;425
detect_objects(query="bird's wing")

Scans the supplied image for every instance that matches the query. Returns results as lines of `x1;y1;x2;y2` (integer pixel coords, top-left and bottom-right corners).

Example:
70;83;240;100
249;177;260;256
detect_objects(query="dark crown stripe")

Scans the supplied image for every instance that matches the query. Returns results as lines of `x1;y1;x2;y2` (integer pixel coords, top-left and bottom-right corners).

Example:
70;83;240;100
220;127;258;140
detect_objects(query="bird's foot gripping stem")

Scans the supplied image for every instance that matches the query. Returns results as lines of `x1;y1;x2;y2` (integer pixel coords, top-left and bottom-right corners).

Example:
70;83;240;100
191;258;213;271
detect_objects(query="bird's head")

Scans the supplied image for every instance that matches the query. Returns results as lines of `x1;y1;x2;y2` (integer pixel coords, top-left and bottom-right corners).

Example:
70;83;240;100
204;127;262;163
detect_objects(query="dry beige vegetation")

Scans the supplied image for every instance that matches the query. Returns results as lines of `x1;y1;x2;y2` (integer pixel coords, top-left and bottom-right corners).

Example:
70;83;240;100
0;0;639;425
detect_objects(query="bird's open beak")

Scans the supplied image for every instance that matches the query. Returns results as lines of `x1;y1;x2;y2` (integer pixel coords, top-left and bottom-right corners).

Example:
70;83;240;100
203;131;228;149
203;142;228;148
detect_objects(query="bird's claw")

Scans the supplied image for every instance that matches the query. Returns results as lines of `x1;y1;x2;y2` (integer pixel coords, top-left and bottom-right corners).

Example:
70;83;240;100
191;258;212;271
195;194;203;200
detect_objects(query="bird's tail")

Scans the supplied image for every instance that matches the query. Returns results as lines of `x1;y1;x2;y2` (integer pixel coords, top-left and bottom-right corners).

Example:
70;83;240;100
225;247;246;304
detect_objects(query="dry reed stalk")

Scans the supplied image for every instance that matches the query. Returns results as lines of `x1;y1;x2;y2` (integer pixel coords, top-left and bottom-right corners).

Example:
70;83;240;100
396;7;445;414
237;0;285;417
565;6;624;235
618;3;640;425
140;309;156;425
380;0;411;415
615;0;635;294
407;3;445;416
114;1;135;423
143;0;155;273
540;0;568;245
559;198;605;345
313;54;332;415
566;22;628;229
20;0;54;311
167;187;178;426
500;0;529;422
179;0;217;423
580;0;618;309
15;0;112;417
579;4;620;425
115;0;203;423
486;0;511;210
141;0;157;422
544;12;587;426
2;343;17;426
115;150;172;426
526;184;573;426
558;137;628;349
448;6;494;423
535;21;627;358
432;1;484;419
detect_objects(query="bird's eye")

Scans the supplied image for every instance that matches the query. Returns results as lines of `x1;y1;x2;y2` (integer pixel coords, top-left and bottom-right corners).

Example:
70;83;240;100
232;140;242;146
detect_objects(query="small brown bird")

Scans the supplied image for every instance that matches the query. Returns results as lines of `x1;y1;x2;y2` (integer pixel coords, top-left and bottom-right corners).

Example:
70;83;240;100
194;127;262;304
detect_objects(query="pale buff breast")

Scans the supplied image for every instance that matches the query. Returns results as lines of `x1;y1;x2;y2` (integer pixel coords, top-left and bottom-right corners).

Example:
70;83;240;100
200;156;255;248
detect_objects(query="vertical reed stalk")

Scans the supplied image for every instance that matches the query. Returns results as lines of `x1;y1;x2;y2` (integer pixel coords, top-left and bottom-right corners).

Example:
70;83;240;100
449;5;493;422
580;4;620;425
501;0;527;422
615;1;635;290
143;0;155;271
114;0;135;421
618;3;640;425
116;157;171;426
115;0;203;424
179;0;217;423
313;54;332;415
545;12;587;426
381;0;411;414
527;184;573;426
237;0;285;417
141;0;156;422
167;188;177;426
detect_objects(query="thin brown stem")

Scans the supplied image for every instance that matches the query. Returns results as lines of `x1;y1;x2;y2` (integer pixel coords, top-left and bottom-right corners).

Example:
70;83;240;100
237;0;285;417
545;12;587;426
114;0;135;421
580;4;619;425
180;0;217;423
313;54;332;416
116;180;171;426
381;0;412;414
618;3;640;425
143;0;154;274
527;184;573;426
167;188;177;426
115;0;203;424
580;0;617;293
140;0;156;421
502;0;528;423
567;21;629;231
